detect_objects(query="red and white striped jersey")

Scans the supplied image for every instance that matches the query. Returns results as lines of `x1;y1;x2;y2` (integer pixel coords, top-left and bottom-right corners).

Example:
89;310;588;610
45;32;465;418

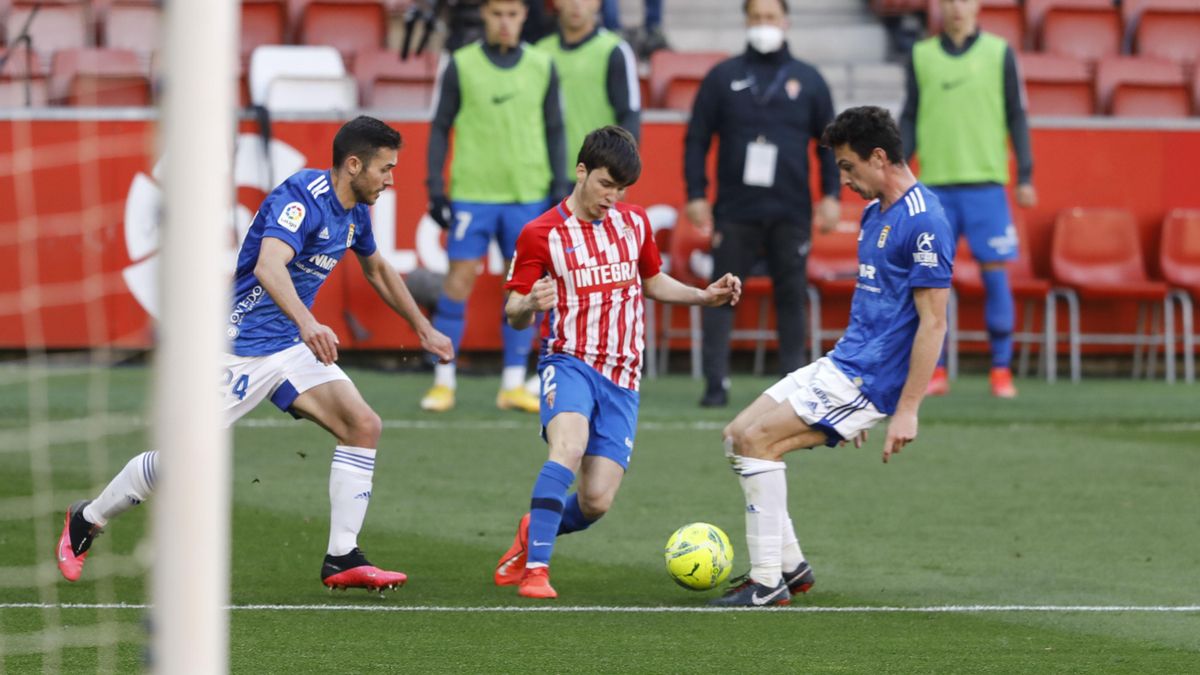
506;199;662;391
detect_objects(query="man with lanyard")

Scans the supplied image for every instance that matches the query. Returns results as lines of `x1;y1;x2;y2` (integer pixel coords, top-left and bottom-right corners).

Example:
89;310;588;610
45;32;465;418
536;0;641;165
424;0;569;414
901;0;1036;399
684;0;841;408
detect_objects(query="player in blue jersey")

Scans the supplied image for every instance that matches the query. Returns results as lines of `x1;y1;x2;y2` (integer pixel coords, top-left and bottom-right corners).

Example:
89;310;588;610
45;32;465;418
712;106;954;607
56;116;454;593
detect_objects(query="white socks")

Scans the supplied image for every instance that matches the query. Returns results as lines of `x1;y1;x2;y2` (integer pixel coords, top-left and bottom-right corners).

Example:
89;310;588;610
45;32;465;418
501;365;527;391
781;515;806;572
434;363;456;389
328;446;376;557
735;456;789;587
84;450;158;527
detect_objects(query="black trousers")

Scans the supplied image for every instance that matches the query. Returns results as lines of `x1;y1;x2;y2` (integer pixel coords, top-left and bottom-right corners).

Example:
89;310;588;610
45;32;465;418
701;216;810;384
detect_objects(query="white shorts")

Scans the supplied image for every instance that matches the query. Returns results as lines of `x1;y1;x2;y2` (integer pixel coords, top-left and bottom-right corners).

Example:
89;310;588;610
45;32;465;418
764;357;887;447
219;343;350;428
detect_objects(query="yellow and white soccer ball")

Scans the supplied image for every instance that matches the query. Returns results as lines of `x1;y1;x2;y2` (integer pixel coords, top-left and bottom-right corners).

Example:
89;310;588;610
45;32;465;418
664;522;733;591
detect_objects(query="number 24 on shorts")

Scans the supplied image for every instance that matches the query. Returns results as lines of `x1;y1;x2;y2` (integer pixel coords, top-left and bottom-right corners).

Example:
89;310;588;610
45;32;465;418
222;369;250;401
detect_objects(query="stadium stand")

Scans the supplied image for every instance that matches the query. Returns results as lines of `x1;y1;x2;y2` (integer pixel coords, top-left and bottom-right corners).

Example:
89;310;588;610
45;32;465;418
241;0;288;62
0;46;48;106
1018;51;1095;116
296;0;388;68
1095;56;1190;118
4;0;91;75
51;47;150;106
248;44;357;112
1028;0;1121;62
806;216;862;364
927;0;1026;51
101;0;159;62
659;212;710;377
353;47;437;109
1160;209;1200;383
647;49;725;112
1130;2;1200;66
949;217;1052;380
1048;208;1171;382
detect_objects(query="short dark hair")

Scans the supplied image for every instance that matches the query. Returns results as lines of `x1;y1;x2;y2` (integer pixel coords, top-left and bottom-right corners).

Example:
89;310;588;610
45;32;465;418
577;126;641;187
820;106;904;164
332;116;402;168
744;0;789;14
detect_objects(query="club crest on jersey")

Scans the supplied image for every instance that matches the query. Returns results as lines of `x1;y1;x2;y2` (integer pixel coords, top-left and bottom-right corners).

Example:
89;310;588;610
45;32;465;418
877;225;891;248
913;232;939;267
277;202;305;232
346;222;356;248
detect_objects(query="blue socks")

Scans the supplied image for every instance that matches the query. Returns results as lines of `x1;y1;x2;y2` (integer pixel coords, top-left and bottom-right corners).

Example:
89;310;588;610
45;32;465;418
557;493;596;535
501;313;534;368
982;268;1015;368
432;295;465;361
526;461;575;567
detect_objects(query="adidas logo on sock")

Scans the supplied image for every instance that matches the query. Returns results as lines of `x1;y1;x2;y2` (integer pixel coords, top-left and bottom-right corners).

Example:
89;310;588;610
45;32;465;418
354;491;372;500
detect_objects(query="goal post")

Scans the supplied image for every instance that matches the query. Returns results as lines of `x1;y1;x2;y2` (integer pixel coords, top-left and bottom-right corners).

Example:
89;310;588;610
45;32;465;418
153;0;237;672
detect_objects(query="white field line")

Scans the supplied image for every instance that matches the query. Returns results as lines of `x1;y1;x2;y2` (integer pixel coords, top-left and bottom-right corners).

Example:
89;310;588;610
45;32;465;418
2;603;1198;614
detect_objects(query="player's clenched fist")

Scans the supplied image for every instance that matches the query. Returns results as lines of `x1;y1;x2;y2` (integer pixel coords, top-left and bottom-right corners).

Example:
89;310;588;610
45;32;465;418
526;276;557;312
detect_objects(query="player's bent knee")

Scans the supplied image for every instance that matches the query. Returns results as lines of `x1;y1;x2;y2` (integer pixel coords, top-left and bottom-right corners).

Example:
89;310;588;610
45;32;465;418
729;424;772;460
579;489;614;520
346;408;382;446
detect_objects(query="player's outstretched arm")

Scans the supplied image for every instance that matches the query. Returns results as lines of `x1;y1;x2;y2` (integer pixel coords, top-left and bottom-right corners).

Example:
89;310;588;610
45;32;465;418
255;237;340;365
883;286;949;463
358;250;453;363
505;277;557;331
643;272;741;308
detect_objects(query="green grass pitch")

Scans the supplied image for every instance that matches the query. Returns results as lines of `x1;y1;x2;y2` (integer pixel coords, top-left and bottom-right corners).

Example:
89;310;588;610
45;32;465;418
1;366;1198;672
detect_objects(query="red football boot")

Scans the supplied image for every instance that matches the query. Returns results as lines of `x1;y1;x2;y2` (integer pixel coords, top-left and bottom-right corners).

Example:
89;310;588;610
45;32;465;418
990;367;1018;399
517;567;557;599
925;366;950;396
494;512;530;586
321;548;407;593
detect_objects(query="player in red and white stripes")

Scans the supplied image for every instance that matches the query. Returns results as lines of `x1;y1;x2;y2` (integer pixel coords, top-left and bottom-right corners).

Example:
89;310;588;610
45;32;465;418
495;126;742;599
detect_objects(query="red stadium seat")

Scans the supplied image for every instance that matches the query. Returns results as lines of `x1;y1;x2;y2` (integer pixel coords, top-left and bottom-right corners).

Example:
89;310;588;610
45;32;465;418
1095;56;1189;118
51;47;150;106
102;0;159;58
354;48;438;109
648;50;725;112
241;0;287;63
1133;7;1200;66
297;0;387;67
1018;52;1094;116
927;0;1026;50
1159;209;1200;382
1047;208;1170;382
5;1;91;73
950;216;1053;379
658;212;710;376
0;47;48;105
1120;0;1200;27
806;206;864;361
1027;0;1121;62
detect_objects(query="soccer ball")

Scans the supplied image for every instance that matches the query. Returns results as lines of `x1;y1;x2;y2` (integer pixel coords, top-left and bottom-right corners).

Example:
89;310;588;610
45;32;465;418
664;522;733;591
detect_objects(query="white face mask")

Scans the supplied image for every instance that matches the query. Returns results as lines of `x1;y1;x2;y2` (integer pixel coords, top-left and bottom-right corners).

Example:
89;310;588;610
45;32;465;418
746;24;784;53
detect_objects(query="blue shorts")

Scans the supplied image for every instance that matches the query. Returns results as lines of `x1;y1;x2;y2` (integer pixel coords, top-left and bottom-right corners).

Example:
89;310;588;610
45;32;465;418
446;200;550;261
929;184;1018;263
537;353;640;471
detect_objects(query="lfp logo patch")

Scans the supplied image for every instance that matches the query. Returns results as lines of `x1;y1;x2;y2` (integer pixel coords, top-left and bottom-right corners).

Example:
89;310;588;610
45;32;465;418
277;202;306;232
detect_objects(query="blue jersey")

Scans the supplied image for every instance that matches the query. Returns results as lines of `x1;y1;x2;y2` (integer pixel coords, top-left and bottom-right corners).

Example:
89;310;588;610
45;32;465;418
830;183;954;414
228;169;377;356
